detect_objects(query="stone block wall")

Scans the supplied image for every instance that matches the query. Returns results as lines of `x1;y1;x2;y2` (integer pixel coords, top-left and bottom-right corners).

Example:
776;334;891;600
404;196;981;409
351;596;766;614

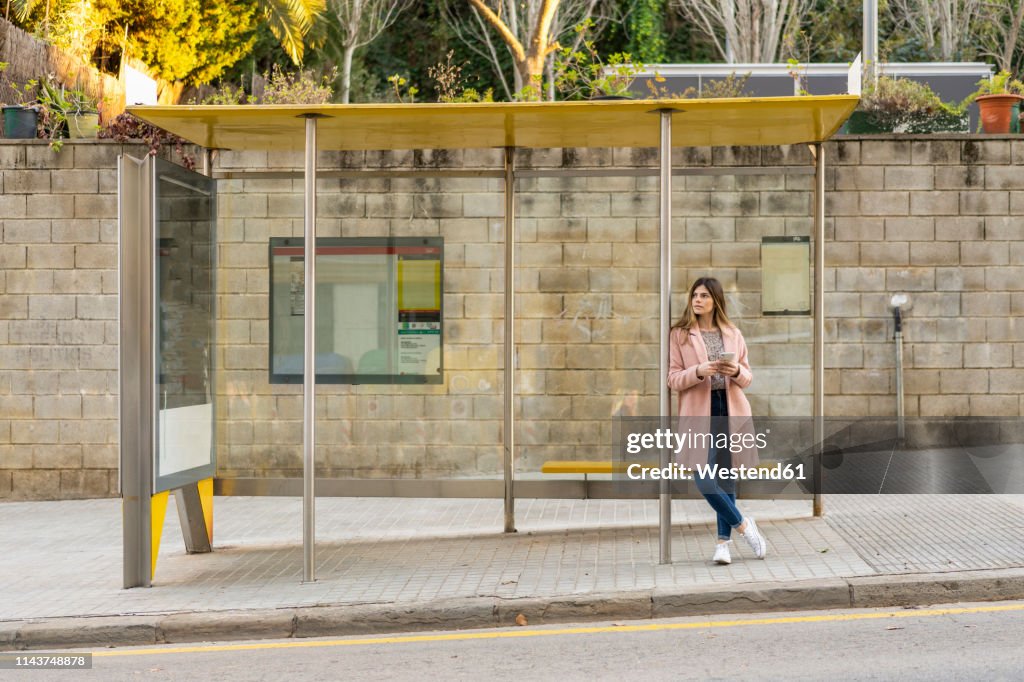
0;141;130;499
1;136;1023;498
826;139;1024;419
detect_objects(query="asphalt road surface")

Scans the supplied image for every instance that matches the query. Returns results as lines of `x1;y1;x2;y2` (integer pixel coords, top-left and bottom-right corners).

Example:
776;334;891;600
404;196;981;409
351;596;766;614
15;600;1024;681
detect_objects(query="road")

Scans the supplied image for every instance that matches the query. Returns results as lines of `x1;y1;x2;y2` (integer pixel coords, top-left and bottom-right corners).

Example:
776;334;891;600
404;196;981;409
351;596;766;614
14;600;1024;681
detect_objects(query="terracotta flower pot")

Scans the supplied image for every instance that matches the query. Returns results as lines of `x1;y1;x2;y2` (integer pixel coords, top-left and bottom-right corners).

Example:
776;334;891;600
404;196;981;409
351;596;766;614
976;93;1024;134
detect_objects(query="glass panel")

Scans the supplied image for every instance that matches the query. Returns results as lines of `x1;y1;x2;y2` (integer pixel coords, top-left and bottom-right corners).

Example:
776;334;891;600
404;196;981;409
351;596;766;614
268;237;443;384
215;149;504;482
154;158;217;493
512;167;814;500
515;173;660;480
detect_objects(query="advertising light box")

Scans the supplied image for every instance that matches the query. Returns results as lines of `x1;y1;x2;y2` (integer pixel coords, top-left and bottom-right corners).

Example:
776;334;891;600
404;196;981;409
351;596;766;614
269;237;443;384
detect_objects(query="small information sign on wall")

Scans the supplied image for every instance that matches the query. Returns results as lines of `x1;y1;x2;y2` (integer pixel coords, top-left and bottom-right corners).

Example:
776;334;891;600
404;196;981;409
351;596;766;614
761;236;811;316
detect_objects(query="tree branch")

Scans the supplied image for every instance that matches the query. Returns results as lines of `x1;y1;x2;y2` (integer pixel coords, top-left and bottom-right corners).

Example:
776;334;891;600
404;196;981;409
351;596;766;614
467;0;526;63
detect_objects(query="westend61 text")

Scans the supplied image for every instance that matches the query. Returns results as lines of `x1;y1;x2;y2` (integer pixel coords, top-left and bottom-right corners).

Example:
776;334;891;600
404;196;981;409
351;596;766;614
625;462;805;481
625;428;769;455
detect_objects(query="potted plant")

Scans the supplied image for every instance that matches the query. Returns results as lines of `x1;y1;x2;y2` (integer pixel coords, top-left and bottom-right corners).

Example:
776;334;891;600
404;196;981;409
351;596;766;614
37;76;100;149
0;63;40;139
966;71;1024;134
844;76;968;134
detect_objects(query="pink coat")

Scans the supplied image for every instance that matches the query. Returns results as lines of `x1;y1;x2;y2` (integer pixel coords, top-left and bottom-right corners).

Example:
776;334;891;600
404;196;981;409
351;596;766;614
667;324;759;469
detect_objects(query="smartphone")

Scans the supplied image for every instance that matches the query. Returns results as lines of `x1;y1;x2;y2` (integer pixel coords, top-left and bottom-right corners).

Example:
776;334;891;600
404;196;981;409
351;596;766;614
719;352;736;362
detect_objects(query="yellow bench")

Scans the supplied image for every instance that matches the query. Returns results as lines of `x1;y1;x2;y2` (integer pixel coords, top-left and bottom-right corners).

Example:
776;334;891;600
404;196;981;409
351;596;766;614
541;460;628;475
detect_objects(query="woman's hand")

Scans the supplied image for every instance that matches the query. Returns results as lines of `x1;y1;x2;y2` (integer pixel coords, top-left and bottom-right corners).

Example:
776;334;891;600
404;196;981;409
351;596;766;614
717;360;741;378
696;361;719;379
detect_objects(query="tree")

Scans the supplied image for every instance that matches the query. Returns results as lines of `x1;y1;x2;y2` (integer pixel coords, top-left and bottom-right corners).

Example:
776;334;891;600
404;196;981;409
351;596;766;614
259;0;327;64
442;0;606;100
671;0;812;63
887;0;983;61
11;0;64;39
326;0;413;103
88;0;258;83
628;0;668;64
15;0;323;70
975;0;1024;73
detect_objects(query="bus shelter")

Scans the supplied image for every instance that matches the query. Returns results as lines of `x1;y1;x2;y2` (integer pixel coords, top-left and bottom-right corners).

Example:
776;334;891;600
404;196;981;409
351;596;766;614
120;96;858;587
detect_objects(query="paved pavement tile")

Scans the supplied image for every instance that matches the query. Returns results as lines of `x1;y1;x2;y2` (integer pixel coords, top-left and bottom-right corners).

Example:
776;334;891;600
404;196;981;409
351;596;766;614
1;495;1021;622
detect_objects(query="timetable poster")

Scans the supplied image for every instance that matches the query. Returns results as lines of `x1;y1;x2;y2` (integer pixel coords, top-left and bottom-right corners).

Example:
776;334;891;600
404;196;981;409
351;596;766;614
269;237;443;384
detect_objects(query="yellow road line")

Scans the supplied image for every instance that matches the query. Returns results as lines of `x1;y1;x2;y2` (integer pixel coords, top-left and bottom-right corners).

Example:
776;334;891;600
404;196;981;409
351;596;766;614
93;602;1024;658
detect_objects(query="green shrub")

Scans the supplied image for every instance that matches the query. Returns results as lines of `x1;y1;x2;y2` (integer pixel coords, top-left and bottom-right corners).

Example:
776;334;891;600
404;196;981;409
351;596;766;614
854;76;967;133
261;66;336;105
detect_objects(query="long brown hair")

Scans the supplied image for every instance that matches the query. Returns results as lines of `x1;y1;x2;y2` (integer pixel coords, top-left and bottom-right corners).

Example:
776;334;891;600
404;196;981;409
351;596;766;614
672;277;734;330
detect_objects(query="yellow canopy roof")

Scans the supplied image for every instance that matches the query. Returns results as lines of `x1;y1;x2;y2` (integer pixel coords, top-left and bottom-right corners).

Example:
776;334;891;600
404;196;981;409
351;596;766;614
127;96;858;152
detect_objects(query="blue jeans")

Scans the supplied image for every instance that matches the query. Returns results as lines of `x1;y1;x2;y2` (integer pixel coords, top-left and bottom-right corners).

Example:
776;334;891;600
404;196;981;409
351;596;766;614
694;389;743;540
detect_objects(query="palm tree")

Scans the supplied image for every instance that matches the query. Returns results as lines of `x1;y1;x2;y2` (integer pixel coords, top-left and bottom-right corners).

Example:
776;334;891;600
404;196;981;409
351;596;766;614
260;0;327;64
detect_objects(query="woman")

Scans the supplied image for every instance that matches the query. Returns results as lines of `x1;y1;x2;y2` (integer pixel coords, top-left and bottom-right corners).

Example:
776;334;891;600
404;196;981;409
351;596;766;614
667;277;767;565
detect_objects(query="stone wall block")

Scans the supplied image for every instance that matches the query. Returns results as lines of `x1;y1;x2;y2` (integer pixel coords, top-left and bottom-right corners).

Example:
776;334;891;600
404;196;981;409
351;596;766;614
835;166;883;191
961;242;1009;266
911;139;959;165
825;191;859;216
886;267;936;292
911;343;963;368
960;191;1009;215
861;140;911;164
859;191;909;216
73;195;116;219
935;166;983;190
839;266;888;290
73;143;128;168
760;191;810;216
985;216;1024;240
962;140;1011;165
28;296;75;320
685;217;735;241
939;369;988;394
910;191;958;216
26;194;74;219
4;219;52;243
985;267;1024;291
935;216;983;241
989;369;1024;394
884;166;933;190
964;343;1013;368
909;242;958;266
4;169;51;194
861;242;909;266
51;169;98;194
561;242;610;267
885;217;934;241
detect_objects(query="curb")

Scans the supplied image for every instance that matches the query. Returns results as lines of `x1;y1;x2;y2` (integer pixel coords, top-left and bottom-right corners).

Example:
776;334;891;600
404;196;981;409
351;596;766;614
4;568;1024;651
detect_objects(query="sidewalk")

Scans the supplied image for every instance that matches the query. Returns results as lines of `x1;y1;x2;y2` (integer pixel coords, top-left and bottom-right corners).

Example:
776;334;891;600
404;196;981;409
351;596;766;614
2;494;1024;650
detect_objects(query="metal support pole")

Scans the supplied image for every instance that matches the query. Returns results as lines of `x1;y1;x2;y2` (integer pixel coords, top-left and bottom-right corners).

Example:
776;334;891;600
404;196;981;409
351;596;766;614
863;0;879;86
119;154;154;588
503;147;516;534
302;115;318;581
894;309;906;442
812;142;825;517
658;111;673;563
175;483;212;553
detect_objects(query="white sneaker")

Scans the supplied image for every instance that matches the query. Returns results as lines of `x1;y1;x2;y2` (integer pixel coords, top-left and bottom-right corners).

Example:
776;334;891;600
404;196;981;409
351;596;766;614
740;517;767;559
712;542;732;565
